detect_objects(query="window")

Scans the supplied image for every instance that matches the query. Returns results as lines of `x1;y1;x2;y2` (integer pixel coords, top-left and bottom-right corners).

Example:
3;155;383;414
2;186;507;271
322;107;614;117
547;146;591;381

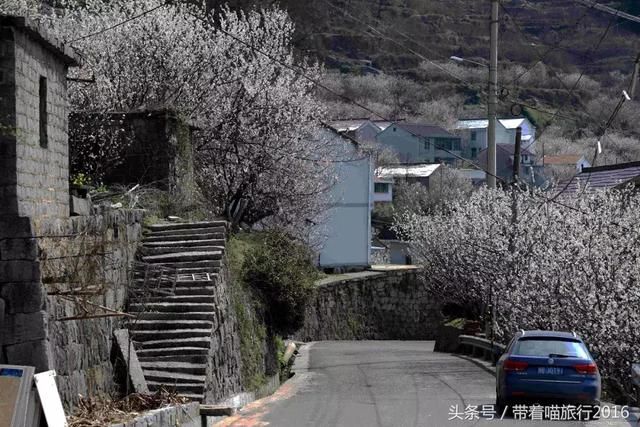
512;338;589;358
424;139;430;150
436;138;461;151
39;76;48;148
374;183;390;193
470;131;477;141
471;148;477;158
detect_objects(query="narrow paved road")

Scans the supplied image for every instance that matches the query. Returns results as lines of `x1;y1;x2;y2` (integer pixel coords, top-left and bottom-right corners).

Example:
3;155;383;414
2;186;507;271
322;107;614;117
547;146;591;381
216;341;638;427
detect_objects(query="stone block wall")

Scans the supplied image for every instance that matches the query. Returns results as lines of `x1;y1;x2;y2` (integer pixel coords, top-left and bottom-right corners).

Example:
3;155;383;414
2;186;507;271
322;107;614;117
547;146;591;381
0;17;77;220
204;255;243;403
35;209;143;408
0;209;143;409
70;111;197;206
13;28;70;219
296;269;442;341
0;216;49;372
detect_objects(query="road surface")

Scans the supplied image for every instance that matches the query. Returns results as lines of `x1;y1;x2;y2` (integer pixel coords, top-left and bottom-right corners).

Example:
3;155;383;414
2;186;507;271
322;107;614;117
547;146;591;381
215;341;638;427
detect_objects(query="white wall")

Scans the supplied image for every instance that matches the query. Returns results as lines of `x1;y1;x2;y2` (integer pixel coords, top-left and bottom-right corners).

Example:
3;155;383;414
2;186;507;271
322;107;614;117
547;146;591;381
314;129;373;268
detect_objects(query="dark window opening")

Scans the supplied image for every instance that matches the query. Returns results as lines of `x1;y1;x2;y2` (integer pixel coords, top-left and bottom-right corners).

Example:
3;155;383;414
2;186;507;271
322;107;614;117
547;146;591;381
374;182;390;193
39;76;48;148
470;131;477;141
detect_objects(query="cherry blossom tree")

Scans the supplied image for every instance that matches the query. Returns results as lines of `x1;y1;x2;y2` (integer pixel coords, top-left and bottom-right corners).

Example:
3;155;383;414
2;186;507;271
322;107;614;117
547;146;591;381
398;186;640;399
1;0;333;229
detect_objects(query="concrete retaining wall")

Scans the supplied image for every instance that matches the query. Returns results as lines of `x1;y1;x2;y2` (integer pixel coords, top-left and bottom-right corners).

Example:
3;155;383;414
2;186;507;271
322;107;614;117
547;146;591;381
296;269;442;341
109;402;200;427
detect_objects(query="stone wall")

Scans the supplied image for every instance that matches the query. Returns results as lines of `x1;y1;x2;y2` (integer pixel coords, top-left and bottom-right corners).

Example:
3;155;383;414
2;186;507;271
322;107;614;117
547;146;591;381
0;17;77;220
0;215;48;372
35;209;143;408
204;254;243;403
70;111;197;206
296;269;442;341
1;209;143;408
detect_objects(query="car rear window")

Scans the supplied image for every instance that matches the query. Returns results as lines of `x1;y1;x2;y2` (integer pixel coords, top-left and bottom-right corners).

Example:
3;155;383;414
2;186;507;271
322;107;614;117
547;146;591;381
512;338;590;358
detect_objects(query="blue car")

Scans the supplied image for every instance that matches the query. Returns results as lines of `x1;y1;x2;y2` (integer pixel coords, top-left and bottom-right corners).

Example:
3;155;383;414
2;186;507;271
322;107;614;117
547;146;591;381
496;330;601;412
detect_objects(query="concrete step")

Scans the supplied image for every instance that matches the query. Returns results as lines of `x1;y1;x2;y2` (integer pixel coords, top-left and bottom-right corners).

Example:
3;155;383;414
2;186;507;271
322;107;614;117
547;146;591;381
131;286;216;297
147;381;205;394
136;346;209;358
142;251;223;263
131;329;212;342
138;260;222;270
140;295;215;304
141;246;226;256
129;302;214;313
133;312;216;321
138;354;208;364
147;221;227;232
136;336;211;349
143;239;226;248
134;286;216;296
128;319;213;331
174;267;220;274
146;227;225;237
132;279;217;289
140;361;207;375
143;369;206;384
133;272;218;281
143;233;225;243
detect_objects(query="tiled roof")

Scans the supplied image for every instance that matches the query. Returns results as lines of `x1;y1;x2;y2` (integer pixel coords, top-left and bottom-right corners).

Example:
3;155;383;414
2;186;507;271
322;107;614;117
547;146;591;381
556;161;640;194
544;155;584;165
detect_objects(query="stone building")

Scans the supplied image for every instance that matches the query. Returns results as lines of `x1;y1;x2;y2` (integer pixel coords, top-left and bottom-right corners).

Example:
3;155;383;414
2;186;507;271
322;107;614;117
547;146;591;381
0;14;79;376
1;16;79;220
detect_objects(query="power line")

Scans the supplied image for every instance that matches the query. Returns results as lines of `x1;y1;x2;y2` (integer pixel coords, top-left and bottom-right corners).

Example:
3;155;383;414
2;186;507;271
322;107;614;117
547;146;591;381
315;0;639;232
574;0;640;24
203;14;506;184
502;4;619;153
69;2;168;43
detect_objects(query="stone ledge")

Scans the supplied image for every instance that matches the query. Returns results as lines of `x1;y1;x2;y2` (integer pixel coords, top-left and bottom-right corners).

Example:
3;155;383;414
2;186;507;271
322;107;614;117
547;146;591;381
108;402;200;427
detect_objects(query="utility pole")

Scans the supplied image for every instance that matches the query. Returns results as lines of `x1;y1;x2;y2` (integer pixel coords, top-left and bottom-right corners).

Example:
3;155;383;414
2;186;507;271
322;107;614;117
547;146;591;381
487;0;499;189
512;127;522;183
630;53;640;100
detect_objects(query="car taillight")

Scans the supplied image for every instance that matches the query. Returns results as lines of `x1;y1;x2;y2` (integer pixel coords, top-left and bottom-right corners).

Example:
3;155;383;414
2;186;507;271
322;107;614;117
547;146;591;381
574;363;598;375
504;359;528;372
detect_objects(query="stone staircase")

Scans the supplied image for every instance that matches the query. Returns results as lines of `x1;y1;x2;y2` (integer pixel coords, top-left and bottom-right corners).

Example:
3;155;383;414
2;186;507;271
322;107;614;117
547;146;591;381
127;220;227;402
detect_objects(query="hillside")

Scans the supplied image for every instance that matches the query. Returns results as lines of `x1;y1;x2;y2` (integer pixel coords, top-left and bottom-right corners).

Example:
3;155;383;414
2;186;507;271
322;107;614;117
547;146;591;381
250;0;637;78
212;0;640;161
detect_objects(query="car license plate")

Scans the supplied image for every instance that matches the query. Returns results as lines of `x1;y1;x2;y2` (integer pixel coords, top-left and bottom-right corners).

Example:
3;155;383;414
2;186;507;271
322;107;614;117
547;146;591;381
537;367;564;375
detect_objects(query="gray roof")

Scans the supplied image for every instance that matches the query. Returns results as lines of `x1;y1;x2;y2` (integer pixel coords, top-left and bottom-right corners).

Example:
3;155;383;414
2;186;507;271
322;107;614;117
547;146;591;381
558;161;640;194
0;15;81;66
392;123;458;139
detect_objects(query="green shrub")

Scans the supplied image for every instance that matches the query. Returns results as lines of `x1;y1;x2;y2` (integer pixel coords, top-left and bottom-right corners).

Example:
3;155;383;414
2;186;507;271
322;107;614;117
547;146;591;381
241;231;317;336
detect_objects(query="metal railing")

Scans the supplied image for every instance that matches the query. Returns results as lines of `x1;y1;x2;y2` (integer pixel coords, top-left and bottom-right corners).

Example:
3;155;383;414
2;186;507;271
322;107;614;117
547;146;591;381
458;335;506;364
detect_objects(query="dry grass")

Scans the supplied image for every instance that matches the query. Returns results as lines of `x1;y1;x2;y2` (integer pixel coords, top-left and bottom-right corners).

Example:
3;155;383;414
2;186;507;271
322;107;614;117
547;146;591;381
68;388;191;427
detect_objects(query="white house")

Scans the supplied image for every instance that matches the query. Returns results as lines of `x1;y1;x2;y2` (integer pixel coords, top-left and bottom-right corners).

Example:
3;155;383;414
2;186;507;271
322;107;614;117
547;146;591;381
455;117;537;159
312;125;373;270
